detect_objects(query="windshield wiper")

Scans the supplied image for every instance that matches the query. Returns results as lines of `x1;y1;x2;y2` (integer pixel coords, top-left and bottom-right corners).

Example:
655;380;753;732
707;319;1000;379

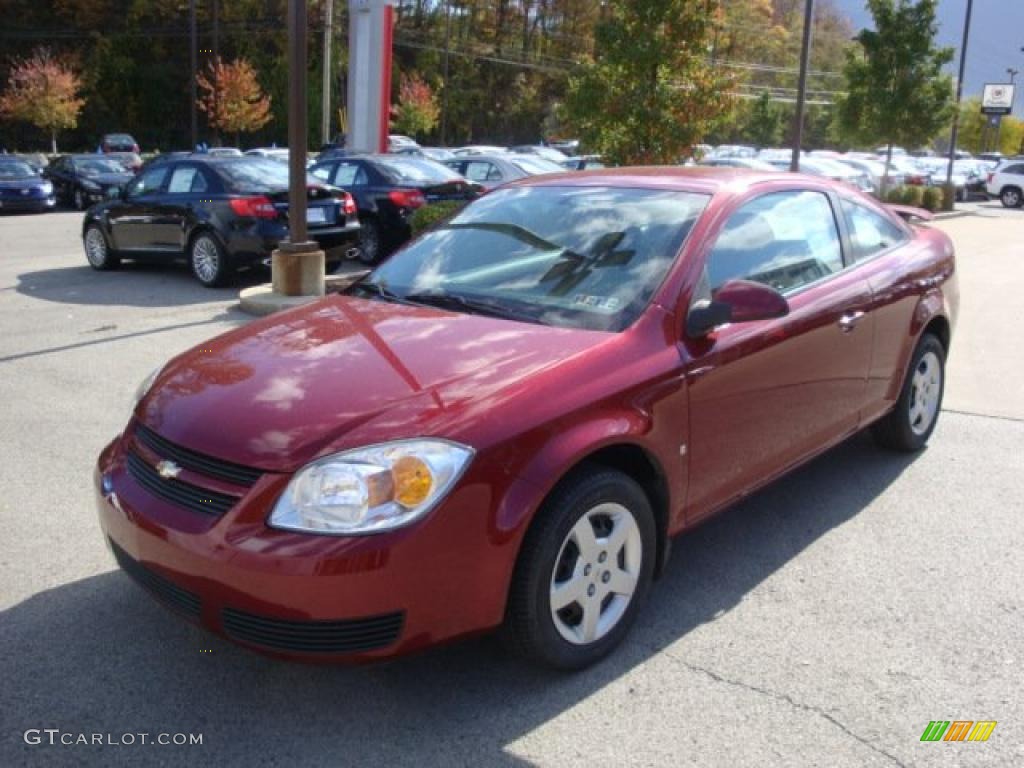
403;291;547;325
348;281;416;305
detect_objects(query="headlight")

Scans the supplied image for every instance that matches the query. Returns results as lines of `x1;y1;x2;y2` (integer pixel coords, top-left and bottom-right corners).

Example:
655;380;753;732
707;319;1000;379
133;367;161;408
40;181;53;194
269;439;474;535
81;180;100;192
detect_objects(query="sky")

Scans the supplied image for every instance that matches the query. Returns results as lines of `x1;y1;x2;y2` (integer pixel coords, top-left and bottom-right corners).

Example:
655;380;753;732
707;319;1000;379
835;0;1024;113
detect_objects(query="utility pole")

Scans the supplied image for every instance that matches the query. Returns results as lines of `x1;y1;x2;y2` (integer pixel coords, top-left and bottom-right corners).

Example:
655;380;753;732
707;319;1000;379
946;0;973;188
790;0;814;172
190;0;198;148
322;0;334;146
440;0;452;146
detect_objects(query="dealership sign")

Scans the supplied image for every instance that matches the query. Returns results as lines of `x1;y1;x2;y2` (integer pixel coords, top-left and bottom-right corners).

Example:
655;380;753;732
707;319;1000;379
981;83;1015;115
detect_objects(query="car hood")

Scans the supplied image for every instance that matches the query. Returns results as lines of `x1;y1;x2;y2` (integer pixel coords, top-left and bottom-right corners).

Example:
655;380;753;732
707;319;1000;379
137;295;611;471
82;172;132;186
0;178;44;188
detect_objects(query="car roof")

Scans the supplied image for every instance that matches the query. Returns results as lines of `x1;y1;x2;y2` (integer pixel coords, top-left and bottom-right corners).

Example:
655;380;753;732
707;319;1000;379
506;165;797;195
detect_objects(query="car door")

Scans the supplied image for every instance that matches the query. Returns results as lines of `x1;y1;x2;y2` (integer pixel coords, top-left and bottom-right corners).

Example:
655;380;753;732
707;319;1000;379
682;187;874;522
107;166;170;251
157;163;212;250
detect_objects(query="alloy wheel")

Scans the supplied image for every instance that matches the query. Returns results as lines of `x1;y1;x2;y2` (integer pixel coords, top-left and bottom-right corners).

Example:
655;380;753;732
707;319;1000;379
192;236;221;284
1002;188;1022;208
909;350;942;436
84;227;107;267
549;502;642;645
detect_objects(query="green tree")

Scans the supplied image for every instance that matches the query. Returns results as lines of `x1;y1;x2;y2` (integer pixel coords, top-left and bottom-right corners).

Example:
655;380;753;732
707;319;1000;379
0;47;85;153
563;0;733;164
742;92;784;147
836;0;953;192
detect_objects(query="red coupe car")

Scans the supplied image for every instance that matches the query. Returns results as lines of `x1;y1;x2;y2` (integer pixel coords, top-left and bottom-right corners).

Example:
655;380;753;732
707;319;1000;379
95;168;957;669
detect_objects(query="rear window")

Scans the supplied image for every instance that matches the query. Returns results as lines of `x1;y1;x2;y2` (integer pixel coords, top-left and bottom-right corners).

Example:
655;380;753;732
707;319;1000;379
216;158;317;192
511;157;564;175
374;157;461;184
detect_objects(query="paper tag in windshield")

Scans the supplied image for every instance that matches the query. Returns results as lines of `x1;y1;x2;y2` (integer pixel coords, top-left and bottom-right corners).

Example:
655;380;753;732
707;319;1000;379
573;294;621;311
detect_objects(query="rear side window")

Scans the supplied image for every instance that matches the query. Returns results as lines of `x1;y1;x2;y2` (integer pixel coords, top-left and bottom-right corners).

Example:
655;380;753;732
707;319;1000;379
705;190;844;294
332;163;369;187
464;161;502;182
1003;164;1024;176
167;166;208;194
841;199;907;261
127;167;168;197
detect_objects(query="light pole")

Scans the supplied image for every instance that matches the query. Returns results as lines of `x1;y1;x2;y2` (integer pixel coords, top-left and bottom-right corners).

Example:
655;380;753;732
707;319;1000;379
322;0;335;146
790;0;814;172
946;0;973;188
440;1;452;146
190;0;198;148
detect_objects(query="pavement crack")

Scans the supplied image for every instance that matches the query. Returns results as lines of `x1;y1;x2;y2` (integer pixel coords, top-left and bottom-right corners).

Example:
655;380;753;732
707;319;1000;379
942;408;1024;424
658;649;908;768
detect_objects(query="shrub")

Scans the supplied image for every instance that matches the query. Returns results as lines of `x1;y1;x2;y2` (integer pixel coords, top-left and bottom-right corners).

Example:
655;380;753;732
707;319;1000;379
903;185;924;207
921;186;941;212
409;201;466;237
884;186;906;204
941;183;956;211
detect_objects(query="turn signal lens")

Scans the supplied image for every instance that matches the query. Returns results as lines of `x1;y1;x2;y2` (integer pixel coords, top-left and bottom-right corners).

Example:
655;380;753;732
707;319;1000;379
392;456;433;507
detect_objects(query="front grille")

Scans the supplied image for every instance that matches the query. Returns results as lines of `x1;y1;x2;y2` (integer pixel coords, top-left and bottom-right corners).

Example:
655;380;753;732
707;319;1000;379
126;451;238;516
110;539;201;621
222;607;404;654
134;423;262;487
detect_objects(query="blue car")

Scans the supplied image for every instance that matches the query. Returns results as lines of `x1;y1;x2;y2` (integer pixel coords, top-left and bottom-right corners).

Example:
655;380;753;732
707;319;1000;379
0;157;56;213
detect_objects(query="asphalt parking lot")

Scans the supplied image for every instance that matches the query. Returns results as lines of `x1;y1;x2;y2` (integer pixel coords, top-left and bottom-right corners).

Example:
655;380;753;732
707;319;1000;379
1;203;1022;767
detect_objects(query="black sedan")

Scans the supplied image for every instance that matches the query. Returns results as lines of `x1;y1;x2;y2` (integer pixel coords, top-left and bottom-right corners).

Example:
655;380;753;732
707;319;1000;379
308;154;481;262
0;158;56;213
45;155;135;210
81;156;361;287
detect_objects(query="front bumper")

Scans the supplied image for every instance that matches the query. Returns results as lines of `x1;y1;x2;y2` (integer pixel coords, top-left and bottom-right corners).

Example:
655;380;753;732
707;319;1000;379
227;220;361;265
94;430;509;662
0;195;56;212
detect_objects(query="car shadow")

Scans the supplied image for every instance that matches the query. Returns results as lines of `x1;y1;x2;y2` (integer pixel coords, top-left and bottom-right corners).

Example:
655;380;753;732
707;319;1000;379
15;263;269;308
0;433;920;766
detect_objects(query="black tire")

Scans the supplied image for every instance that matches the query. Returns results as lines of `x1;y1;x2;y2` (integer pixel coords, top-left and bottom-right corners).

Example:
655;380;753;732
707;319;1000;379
872;333;946;452
189;232;231;287
357;217;382;264
504;465;657;670
1000;186;1022;208
83;224;120;271
325;259;342;274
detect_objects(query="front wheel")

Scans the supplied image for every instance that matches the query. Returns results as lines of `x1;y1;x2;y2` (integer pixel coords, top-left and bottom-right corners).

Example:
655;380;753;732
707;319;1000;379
872;333;946;452
504;467;656;670
190;233;231;287
357;217;382;264
83;224;120;271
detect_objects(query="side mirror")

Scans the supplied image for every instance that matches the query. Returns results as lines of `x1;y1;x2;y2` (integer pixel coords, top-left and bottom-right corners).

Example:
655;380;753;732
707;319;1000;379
686;279;789;337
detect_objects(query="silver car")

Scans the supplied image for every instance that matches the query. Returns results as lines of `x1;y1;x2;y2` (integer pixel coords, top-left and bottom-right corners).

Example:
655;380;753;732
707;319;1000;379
444;154;564;190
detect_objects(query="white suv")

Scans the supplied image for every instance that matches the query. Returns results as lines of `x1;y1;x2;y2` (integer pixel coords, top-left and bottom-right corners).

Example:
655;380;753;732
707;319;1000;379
986;160;1024;208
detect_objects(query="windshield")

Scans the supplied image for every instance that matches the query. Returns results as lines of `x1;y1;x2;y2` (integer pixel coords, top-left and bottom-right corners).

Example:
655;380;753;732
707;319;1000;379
74;158;126;176
358;185;709;331
0;161;38;179
217;158;318;192
375;156;462;184
511;156;565;175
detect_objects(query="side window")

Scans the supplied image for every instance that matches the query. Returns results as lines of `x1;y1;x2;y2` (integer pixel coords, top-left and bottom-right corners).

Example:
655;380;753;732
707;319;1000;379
841;199;907;261
310;164;333;181
464;161;502;183
705;190;844;295
1004;164;1024;176
332;163;368;187
127;167;168;198
167;166;202;194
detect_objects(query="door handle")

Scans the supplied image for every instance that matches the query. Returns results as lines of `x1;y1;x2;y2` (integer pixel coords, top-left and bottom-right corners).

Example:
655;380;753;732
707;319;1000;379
837;310;865;333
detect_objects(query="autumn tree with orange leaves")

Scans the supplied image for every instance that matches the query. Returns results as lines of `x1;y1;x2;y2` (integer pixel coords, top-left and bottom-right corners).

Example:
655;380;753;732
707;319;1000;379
392;73;440;140
0;48;85;153
197;57;272;146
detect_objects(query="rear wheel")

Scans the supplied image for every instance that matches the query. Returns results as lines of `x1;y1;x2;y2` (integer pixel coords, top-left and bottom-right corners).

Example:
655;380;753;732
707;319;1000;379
190;232;231;287
1000;186;1022;208
872;333;945;452
83;224;120;271
357;217;382;264
504;467;656;670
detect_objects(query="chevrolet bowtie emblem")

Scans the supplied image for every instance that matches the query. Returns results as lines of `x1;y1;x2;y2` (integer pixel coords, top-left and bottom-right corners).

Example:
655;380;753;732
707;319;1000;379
156;460;182;480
